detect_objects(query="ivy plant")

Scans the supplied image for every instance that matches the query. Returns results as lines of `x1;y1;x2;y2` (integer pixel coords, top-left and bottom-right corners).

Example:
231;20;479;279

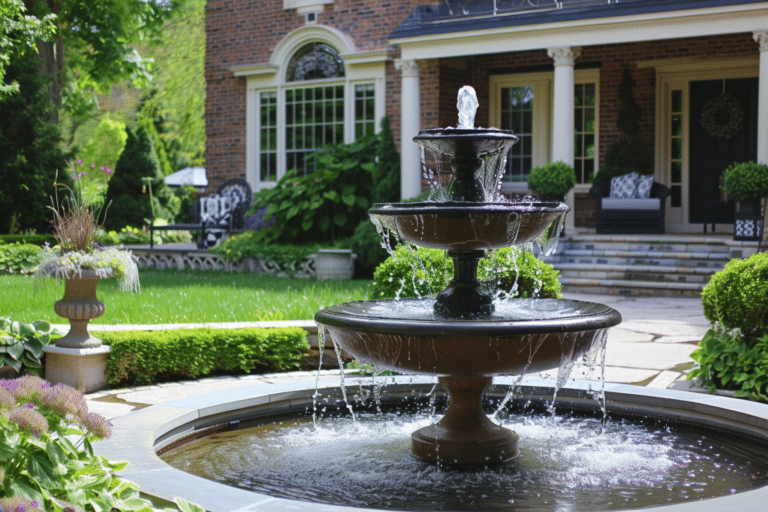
0;318;55;376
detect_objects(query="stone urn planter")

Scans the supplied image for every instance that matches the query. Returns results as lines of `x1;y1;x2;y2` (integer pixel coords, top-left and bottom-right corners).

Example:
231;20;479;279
53;268;111;348
313;249;356;280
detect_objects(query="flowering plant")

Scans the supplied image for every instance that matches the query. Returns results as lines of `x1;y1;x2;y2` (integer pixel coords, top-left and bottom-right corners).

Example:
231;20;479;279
0;375;203;512
34;161;140;293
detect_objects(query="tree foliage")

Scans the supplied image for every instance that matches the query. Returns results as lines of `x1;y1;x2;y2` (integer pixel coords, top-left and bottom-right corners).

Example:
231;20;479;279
0;0;54;99
0;55;66;234
103;126;174;230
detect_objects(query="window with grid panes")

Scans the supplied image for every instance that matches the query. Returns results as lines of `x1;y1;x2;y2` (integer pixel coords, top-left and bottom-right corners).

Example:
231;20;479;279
500;86;534;182
259;92;278;182
285;85;345;175
355;83;376;138
574;83;596;183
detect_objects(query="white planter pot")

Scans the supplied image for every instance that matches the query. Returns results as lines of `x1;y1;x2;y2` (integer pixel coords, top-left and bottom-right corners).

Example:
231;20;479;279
313;249;355;280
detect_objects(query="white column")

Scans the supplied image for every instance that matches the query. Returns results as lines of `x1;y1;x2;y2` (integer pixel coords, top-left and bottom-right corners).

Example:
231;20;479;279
753;31;768;165
547;47;581;233
396;59;422;199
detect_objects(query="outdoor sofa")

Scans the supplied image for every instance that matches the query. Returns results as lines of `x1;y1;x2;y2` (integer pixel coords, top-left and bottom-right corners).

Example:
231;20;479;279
589;173;672;235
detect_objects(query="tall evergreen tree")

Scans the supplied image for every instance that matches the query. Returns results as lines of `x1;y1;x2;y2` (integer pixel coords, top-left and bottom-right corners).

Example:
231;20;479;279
103;126;167;230
372;116;401;203
0;55;66;233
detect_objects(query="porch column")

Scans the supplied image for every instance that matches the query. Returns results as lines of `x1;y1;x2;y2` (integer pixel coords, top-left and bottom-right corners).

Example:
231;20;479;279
548;47;581;233
753;31;768;165
396;59;422;199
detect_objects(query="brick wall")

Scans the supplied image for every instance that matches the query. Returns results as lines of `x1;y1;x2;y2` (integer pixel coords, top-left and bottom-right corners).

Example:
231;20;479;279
206;1;760;199
205;0;421;191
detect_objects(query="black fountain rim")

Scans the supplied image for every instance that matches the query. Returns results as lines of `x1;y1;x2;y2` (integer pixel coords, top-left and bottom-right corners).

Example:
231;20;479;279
414;128;518;140
369;201;569;216
314;298;622;337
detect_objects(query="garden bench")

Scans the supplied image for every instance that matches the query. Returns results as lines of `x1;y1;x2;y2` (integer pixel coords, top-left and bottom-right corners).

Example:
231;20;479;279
150;178;253;249
589;176;671;235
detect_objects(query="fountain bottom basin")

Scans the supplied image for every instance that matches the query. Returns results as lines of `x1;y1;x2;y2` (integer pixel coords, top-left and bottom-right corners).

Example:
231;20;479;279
96;375;768;512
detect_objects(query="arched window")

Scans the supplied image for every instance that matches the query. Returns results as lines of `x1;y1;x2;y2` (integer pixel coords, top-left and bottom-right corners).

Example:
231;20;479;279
244;27;386;190
287;43;345;81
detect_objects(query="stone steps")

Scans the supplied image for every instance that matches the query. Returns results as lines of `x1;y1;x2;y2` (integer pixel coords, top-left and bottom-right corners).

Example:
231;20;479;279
542;233;758;297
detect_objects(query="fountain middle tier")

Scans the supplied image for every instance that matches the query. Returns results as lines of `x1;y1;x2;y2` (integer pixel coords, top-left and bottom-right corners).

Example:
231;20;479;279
370;201;568;251
315;298;621;465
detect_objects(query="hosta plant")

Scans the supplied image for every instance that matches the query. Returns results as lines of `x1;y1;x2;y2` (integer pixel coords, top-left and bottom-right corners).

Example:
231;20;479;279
0;375;203;512
0;318;57;376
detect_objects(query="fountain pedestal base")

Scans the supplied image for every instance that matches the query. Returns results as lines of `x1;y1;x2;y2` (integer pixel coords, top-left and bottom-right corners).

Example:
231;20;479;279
411;377;519;466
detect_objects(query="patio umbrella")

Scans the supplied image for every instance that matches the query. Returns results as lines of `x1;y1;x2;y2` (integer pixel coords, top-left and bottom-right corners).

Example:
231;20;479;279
164;167;208;191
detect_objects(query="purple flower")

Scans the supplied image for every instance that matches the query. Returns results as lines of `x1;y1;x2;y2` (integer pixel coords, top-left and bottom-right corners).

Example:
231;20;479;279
80;171;86;177
91;164;96;169
41;382;87;420
76;159;83;165
0;387;14;409
10;375;47;403
9;407;49;437
81;412;112;439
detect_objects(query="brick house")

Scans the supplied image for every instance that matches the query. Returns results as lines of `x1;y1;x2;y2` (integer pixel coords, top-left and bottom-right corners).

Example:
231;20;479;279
205;0;768;233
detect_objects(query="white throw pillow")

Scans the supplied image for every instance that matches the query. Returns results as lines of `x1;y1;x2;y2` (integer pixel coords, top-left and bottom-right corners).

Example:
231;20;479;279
610;172;638;199
635;175;653;199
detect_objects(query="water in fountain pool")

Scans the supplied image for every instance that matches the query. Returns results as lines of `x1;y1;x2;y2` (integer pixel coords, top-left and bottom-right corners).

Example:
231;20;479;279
160;408;768;511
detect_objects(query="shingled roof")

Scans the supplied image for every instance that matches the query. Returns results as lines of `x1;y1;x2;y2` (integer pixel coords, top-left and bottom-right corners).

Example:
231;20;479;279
389;0;768;40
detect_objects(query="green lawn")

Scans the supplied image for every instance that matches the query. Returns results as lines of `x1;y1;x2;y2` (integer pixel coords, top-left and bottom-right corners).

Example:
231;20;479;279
1;268;372;324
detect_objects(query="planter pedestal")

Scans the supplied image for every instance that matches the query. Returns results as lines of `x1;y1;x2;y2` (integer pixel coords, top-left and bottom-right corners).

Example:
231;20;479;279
43;345;110;393
53;269;109;348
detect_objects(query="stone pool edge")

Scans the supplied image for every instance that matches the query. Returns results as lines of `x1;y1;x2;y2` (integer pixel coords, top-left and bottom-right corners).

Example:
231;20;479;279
95;375;768;512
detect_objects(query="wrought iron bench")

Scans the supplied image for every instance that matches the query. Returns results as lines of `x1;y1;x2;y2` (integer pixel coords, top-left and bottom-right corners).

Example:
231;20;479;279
150;178;252;249
589;180;671;235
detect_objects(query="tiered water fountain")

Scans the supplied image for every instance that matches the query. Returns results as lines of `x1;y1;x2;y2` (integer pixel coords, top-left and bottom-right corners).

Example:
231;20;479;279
315;86;622;466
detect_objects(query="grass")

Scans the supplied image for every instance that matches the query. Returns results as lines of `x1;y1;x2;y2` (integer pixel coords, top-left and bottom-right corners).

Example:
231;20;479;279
1;268;372;324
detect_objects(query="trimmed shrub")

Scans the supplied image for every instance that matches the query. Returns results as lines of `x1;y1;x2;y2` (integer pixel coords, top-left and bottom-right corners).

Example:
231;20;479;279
478;248;562;299
701;253;768;339
371;245;452;300
0;234;57;246
0;243;42;274
102;327;309;387
722;161;768;200
527;161;576;200
371;246;561;300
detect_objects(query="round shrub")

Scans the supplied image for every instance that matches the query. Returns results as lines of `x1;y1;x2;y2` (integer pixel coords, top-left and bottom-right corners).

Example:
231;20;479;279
702;252;768;338
722;161;768;200
527;161;576;200
478;248;562;299
371;245;452;299
371;246;561;300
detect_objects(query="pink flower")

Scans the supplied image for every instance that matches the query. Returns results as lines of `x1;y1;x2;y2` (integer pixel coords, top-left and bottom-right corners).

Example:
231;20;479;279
80;171;86;177
76;159;83;165
41;383;88;420
81;412;112;439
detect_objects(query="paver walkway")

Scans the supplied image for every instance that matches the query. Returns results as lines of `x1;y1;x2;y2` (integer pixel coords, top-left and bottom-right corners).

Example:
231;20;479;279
82;292;710;421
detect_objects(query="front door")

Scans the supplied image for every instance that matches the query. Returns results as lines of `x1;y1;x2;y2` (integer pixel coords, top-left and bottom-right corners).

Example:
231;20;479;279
689;78;758;225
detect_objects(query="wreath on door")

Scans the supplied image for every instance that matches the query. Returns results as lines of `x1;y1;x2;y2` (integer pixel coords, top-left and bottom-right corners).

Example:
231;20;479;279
699;93;744;139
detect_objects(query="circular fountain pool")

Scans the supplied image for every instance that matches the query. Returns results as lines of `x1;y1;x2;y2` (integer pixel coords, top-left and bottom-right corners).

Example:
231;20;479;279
160;405;768;511
101;376;768;512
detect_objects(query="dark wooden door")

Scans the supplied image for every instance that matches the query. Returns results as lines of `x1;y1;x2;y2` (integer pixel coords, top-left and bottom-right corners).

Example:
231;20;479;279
689;78;757;225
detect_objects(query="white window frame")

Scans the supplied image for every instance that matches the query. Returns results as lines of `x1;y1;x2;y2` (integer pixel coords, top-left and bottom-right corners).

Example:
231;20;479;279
238;25;388;191
489;69;600;194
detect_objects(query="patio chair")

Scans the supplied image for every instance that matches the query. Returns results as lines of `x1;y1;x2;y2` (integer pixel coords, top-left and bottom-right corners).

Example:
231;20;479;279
150;178;253;249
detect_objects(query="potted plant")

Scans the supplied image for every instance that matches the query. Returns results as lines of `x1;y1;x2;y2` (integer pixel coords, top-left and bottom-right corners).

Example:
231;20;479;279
722;161;768;241
527;161;577;202
34;160;140;348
